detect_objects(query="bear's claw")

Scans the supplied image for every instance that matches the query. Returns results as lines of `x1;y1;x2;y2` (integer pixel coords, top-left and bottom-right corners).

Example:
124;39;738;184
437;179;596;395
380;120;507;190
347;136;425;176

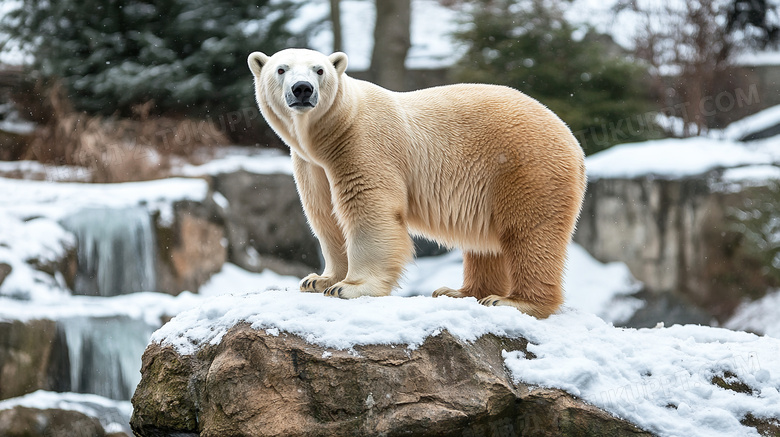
300;274;339;293
324;285;344;298
478;295;503;307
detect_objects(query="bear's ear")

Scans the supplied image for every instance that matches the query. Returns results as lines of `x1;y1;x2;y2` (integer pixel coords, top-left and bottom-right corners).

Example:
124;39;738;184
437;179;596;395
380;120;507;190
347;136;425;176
247;52;269;77
329;52;348;76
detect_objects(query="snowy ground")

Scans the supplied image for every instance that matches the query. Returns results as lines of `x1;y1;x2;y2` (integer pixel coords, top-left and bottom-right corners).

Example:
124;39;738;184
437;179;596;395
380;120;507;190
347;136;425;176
726;290;780;339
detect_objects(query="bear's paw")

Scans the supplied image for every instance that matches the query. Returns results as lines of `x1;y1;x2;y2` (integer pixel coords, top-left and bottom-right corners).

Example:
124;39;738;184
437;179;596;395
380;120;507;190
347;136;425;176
432;287;467;299
323;280;390;299
300;274;340;293
477;295;554;319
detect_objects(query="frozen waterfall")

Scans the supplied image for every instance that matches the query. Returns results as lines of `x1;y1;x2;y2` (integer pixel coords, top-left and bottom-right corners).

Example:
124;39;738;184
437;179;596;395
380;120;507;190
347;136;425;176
60;207;157;296
58;316;157;400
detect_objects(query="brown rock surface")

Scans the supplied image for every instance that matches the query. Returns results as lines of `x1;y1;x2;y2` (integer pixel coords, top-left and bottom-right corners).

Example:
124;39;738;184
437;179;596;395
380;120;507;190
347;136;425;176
0;320;69;400
0;262;11;288
0;406;116;437
155;200;227;295
575;176;780;323
210;171;321;277
131;325;652;437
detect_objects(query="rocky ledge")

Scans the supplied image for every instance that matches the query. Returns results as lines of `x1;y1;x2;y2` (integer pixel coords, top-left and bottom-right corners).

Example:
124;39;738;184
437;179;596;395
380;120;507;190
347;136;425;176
131;325;649;437
130;290;780;437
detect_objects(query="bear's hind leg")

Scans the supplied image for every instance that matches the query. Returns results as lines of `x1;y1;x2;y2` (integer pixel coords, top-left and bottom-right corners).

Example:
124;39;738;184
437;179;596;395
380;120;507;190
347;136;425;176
478;227;567;319
433;252;509;300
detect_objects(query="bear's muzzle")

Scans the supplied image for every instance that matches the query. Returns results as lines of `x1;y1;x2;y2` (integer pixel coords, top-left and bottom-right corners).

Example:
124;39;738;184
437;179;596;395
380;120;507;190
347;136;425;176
287;81;316;109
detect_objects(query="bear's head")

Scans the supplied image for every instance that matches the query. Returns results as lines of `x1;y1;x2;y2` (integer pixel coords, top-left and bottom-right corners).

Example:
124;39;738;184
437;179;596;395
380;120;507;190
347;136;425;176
248;49;348;117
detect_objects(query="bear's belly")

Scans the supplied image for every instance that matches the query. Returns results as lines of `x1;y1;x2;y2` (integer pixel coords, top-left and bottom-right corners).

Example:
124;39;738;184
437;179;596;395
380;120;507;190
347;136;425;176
406;210;502;253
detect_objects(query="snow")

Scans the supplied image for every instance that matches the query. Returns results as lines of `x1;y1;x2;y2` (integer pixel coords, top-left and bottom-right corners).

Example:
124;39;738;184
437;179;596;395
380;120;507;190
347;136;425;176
0;160;92;182
721;165;780;183
151;286;780;437
174;147;293;177
726;290;780;338
0;211;76;300
712;164;780;193
0;390;132;435
735;50;780;67
562;243;643;320
719;104;780;141
585;137;780;180
0;176;208;221
198;262;301;297
502;315;780;437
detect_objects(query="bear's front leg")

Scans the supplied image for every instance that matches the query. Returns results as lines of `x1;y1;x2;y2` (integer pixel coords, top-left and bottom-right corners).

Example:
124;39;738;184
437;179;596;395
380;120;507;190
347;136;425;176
292;154;348;293
323;174;413;299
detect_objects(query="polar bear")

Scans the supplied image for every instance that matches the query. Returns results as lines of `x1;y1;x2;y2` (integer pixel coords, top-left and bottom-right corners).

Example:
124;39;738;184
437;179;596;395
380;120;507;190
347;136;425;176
248;48;586;318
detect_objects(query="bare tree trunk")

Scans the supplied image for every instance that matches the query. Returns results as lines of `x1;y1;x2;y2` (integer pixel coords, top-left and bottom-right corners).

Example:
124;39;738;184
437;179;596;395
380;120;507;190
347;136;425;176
369;0;411;91
330;0;342;53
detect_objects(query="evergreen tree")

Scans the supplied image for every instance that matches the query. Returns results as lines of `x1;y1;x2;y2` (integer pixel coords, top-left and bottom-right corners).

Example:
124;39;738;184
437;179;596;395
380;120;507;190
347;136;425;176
454;0;660;155
0;0;304;116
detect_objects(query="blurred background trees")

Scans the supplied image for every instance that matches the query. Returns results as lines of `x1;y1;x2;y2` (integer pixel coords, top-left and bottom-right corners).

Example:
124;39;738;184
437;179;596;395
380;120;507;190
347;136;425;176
618;0;780;135
0;0;304;118
453;0;658;155
0;0;778;158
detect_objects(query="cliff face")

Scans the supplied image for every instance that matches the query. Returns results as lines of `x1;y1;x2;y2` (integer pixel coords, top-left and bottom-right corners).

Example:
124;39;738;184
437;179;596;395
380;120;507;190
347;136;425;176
131;325;651;437
575;174;779;323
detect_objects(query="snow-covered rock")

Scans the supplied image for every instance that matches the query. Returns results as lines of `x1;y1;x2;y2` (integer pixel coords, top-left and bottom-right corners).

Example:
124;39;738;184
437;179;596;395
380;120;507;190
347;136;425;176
133;320;651;437
136;289;780;437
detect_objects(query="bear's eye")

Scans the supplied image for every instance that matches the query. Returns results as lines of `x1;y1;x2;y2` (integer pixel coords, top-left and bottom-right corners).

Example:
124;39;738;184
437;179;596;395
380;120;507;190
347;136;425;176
277;68;285;75
317;69;324;76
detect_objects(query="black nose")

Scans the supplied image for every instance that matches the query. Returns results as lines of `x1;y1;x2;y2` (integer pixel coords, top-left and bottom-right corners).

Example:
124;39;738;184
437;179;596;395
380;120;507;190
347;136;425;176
292;81;313;103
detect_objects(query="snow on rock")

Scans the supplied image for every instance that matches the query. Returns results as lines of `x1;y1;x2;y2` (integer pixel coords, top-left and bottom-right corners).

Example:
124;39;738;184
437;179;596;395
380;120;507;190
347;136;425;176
712;164;780;193
0;263;300;324
0;175;209;300
719;104;780;141
0;160;92;182
0;390;132;435
151;288;780;437
197;262;300;298
734;50;780;67
726;290;780;338
0;211;75;300
0;176;209;221
173;147;293;177
585;137;778;180
502;312;780;437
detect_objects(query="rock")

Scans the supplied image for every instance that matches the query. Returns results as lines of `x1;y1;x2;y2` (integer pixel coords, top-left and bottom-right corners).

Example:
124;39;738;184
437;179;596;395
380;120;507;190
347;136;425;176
0;406;109;437
131;325;651;437
575;175;778;322
211;171;321;277
0;129;30;162
0;262;11;288
25;245;77;292
155;200;227;295
0;320;69;400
